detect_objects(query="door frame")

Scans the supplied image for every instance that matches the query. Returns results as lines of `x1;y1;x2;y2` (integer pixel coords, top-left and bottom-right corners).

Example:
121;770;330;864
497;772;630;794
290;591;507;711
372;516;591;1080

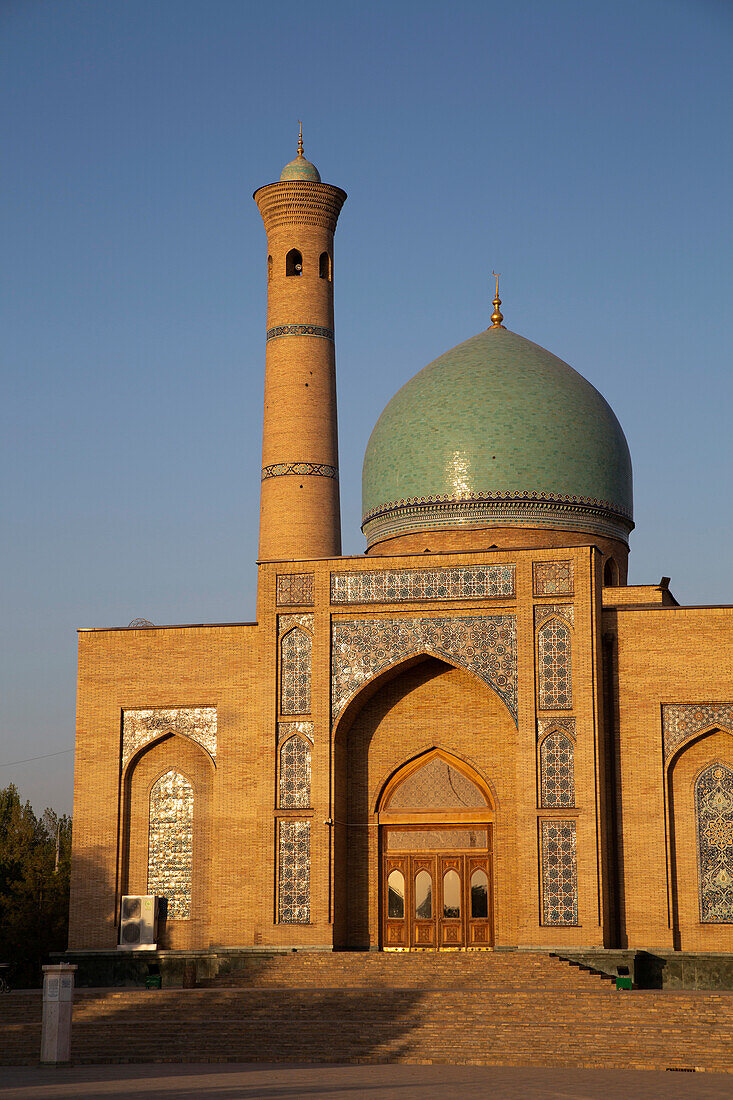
380;824;494;950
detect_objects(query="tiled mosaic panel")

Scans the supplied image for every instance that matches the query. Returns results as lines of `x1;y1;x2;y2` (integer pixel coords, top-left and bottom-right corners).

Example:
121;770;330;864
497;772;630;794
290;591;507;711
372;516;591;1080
540;732;575;808
534;603;575;629
262;462;338;480
533;561;574;597
278;613;314;637
280;627;312;715
148;770;194;919
277;721;314;745
278;820;311;923
695;763;733;923
279;736;311;808
662;704;733;762
330;565;516;605
541;820;578;926
266;324;334;342
538;619;573;710
537;717;576;742
386;828;488;850
277;573;315;606
387;758;488;810
122;707;217;768
331;616;517;726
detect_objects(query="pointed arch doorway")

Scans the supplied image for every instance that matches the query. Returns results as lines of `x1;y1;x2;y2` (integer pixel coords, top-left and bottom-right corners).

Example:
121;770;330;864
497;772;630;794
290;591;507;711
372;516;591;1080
378;750;494;950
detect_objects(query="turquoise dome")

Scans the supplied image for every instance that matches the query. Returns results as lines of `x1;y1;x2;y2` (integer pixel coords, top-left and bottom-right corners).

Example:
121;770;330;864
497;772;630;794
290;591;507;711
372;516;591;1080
362;326;633;548
280;154;321;183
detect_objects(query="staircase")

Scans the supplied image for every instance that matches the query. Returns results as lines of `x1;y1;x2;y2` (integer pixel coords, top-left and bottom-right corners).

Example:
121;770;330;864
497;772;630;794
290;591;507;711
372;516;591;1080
2;951;732;1072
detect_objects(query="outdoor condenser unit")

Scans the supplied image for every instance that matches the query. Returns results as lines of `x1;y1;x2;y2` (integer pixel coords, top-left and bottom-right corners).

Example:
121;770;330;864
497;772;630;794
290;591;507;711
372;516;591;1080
118;895;158;950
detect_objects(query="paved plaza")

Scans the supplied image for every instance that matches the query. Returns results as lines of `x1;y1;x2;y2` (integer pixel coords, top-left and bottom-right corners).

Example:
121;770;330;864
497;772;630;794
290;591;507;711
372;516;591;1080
0;1064;731;1099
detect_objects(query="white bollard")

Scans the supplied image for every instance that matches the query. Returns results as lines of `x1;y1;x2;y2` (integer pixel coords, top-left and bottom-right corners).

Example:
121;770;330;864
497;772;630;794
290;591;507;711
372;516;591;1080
40;963;77;1064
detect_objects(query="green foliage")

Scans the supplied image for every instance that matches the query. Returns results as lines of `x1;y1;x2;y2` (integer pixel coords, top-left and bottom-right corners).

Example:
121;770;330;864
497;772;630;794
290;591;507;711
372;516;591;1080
0;785;72;988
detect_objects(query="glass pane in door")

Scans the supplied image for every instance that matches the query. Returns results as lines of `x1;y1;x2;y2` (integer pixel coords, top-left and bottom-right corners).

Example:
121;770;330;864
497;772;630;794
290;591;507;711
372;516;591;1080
443;869;461;918
387;870;405;918
470;868;489;918
414;870;432;919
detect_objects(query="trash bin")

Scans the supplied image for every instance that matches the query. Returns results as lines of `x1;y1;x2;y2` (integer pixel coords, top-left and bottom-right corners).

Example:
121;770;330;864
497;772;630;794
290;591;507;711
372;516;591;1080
615;975;633;990
144;974;162;989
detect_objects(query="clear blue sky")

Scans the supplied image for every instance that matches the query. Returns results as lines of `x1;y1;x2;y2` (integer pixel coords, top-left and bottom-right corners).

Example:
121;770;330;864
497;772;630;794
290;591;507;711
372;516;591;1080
1;0;731;814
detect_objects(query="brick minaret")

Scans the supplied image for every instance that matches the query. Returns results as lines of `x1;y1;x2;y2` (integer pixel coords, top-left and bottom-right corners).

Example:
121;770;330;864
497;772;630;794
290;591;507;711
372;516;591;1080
254;132;347;561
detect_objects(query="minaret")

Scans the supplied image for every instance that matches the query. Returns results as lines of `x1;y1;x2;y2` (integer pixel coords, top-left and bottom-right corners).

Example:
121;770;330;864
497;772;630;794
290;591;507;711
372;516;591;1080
254;129;347;561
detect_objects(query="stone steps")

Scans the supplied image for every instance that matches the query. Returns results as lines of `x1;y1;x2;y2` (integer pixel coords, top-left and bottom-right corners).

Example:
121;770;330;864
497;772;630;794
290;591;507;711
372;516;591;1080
2;953;732;1071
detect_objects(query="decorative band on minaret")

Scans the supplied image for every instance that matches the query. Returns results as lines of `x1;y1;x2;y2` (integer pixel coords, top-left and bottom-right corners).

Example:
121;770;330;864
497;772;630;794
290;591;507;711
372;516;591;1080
254;132;347;561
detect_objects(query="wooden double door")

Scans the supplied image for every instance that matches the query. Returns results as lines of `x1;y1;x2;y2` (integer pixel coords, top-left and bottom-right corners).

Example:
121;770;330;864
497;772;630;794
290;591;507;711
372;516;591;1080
383;840;493;950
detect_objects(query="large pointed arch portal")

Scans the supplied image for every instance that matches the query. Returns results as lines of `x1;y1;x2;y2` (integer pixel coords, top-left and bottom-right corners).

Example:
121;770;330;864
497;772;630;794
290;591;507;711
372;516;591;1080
379;750;495;950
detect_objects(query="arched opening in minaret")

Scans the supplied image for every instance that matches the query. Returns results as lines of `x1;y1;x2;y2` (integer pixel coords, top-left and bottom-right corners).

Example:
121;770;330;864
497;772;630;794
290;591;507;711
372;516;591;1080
267;255;273;282
319;251;331;280
286;248;303;276
604;558;620;587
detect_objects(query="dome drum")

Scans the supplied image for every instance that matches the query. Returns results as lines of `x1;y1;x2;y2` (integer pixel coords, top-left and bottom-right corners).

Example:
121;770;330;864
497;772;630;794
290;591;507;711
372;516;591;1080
362;489;634;549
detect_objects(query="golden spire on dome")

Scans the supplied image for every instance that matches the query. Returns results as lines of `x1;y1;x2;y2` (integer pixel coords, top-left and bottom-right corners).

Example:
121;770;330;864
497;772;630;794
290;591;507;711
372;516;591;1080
490;271;505;328
297;120;304;158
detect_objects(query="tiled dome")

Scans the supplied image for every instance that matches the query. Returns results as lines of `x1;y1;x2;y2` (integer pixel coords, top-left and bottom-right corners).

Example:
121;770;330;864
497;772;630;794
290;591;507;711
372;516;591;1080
280;154;321;183
362;326;633;549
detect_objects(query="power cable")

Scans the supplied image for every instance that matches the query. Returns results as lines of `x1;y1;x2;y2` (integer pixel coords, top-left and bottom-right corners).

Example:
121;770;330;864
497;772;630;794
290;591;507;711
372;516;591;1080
0;748;74;768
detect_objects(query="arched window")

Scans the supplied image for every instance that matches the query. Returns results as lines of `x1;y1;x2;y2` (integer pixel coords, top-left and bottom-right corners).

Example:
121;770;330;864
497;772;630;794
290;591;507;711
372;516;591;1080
147;770;194;919
695;763;733;923
280;627;312;714
319;251;331;280
443;869;461;918
604;558;619;586
267;255;273;282
538;619;572;710
470;869;489;918
540;731;575;807
414;870;432;919
279;736;311;808
286;248;303;276
387;870;405;918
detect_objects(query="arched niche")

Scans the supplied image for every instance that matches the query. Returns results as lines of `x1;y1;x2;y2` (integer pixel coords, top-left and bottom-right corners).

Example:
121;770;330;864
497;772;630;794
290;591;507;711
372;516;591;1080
667;727;733;948
332;655;512;950
120;733;213;950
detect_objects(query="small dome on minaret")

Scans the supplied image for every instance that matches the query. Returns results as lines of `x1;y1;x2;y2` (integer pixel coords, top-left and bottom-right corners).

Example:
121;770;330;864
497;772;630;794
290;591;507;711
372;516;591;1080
280;122;321;182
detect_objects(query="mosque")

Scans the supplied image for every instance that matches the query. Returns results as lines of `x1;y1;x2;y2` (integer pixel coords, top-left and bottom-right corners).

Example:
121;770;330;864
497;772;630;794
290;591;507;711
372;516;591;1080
68;136;733;962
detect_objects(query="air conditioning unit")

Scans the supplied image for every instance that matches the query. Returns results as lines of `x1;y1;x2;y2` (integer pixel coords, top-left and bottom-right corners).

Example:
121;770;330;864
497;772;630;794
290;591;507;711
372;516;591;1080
118;895;159;950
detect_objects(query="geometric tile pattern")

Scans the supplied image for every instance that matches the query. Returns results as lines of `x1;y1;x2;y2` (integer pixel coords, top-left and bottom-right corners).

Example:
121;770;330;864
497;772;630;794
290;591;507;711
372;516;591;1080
695;763;733;923
280;628;312;715
262;462;338;480
278;820;311;924
330;564;516;605
537;717;576;742
386;758;489;811
279;735;311;808
277;573;315;606
541;820;578;926
331;615;518;726
278;614;315;638
538;619;573;711
540;732;575;808
386;827;489;850
122;707;217;769
662;704;733;762
148;770;194;920
533;560;574;597
266;324;334;342
534;603;575;630
277;721;314;745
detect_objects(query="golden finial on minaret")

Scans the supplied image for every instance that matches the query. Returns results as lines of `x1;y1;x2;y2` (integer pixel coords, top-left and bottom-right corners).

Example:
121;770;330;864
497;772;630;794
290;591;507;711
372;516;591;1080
490;271;505;328
297;120;304;158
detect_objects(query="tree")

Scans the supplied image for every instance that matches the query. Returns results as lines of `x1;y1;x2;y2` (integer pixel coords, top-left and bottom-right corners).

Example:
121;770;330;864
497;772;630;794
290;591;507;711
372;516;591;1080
0;785;72;988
